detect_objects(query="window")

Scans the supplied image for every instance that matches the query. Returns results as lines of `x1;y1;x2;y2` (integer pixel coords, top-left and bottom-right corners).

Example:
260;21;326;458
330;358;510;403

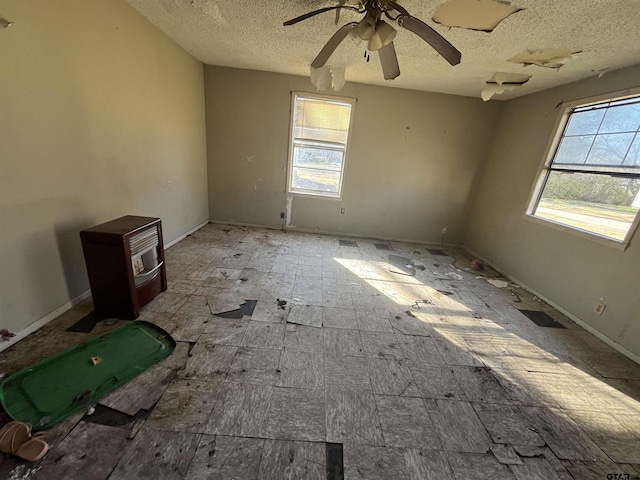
287;93;354;198
528;90;640;247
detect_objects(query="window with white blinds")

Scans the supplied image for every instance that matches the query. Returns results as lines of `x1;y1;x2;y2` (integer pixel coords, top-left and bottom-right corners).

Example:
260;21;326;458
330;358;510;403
287;93;354;198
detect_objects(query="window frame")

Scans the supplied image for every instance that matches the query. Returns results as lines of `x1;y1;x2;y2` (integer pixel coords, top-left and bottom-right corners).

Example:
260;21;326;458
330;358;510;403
525;87;640;251
286;92;356;200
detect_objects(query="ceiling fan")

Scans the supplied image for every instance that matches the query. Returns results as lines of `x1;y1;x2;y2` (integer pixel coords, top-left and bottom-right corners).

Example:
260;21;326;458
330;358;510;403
283;0;461;80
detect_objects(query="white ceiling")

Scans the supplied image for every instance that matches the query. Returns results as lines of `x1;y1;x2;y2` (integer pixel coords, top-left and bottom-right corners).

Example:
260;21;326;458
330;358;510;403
125;0;640;100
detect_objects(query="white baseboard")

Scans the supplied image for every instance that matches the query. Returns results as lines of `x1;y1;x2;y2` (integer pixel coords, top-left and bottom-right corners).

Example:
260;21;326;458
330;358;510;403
165;219;209;248
464;246;640;366
0;289;92;353
208;219;282;231
0;220;210;353
208;219;457;248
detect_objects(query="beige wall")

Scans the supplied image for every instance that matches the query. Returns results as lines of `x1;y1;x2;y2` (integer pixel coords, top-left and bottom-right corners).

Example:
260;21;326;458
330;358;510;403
465;65;640;357
205;66;502;243
0;0;208;333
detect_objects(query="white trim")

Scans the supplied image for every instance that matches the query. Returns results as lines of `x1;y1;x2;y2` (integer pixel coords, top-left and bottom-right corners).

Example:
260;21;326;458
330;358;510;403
522;213;630;251
208;219;458;247
0;220;210;353
164;220;209;248
0;289;92;353
286;92;356;200
560;86;640;111
209;219;283;231
464;246;640;366
525;88;640;249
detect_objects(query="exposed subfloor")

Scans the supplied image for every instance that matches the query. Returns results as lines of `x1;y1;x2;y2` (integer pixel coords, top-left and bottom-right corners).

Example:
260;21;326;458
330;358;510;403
1;223;640;479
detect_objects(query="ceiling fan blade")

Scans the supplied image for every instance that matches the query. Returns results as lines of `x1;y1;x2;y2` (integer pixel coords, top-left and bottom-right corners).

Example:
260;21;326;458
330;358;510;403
386;0;410;17
398;15;461;66
379;42;400;80
284;6;359;26
311;23;358;69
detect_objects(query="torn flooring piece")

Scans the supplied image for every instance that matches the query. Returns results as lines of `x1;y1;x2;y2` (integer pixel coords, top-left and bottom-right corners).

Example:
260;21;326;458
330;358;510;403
326;442;344;480
388;254;416;276
518;309;567;329
66;311;103;333
432;0;521;32
0;321;175;431
215;300;258;319
508;48;579;68
287;305;323;328
490;444;524;465
338;239;358;247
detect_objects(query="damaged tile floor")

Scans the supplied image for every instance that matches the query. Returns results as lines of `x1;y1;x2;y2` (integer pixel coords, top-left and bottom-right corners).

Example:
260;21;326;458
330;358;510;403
2;223;640;479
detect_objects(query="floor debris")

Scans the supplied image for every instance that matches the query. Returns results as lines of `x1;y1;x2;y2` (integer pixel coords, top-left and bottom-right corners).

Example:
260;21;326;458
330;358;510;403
2;223;639;479
436;290;454;296
412;299;434;309
508;288;521;302
0;330;16;341
490;443;524;465
486;278;509;288
388;254;416;276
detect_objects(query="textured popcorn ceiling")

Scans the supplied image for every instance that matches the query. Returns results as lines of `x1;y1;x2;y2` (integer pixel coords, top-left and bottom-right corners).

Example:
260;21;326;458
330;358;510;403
125;0;640;100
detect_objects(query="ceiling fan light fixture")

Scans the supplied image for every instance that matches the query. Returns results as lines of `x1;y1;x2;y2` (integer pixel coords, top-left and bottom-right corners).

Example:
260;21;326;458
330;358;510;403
284;0;462;79
375;20;397;47
355;16;376;40
349;28;363;45
367;31;383;51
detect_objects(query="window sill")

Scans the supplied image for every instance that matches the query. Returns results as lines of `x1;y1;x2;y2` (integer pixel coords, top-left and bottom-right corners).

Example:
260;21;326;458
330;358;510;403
522;213;630;251
287;191;343;201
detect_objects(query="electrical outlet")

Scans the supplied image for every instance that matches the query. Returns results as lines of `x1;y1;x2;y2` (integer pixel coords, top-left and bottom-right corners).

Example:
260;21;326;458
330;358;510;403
594;301;606;315
340;208;345;214
441;227;447;235
280;212;285;219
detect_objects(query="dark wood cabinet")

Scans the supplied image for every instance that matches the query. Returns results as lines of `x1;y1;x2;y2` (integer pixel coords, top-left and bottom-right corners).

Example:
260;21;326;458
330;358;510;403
80;216;167;320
